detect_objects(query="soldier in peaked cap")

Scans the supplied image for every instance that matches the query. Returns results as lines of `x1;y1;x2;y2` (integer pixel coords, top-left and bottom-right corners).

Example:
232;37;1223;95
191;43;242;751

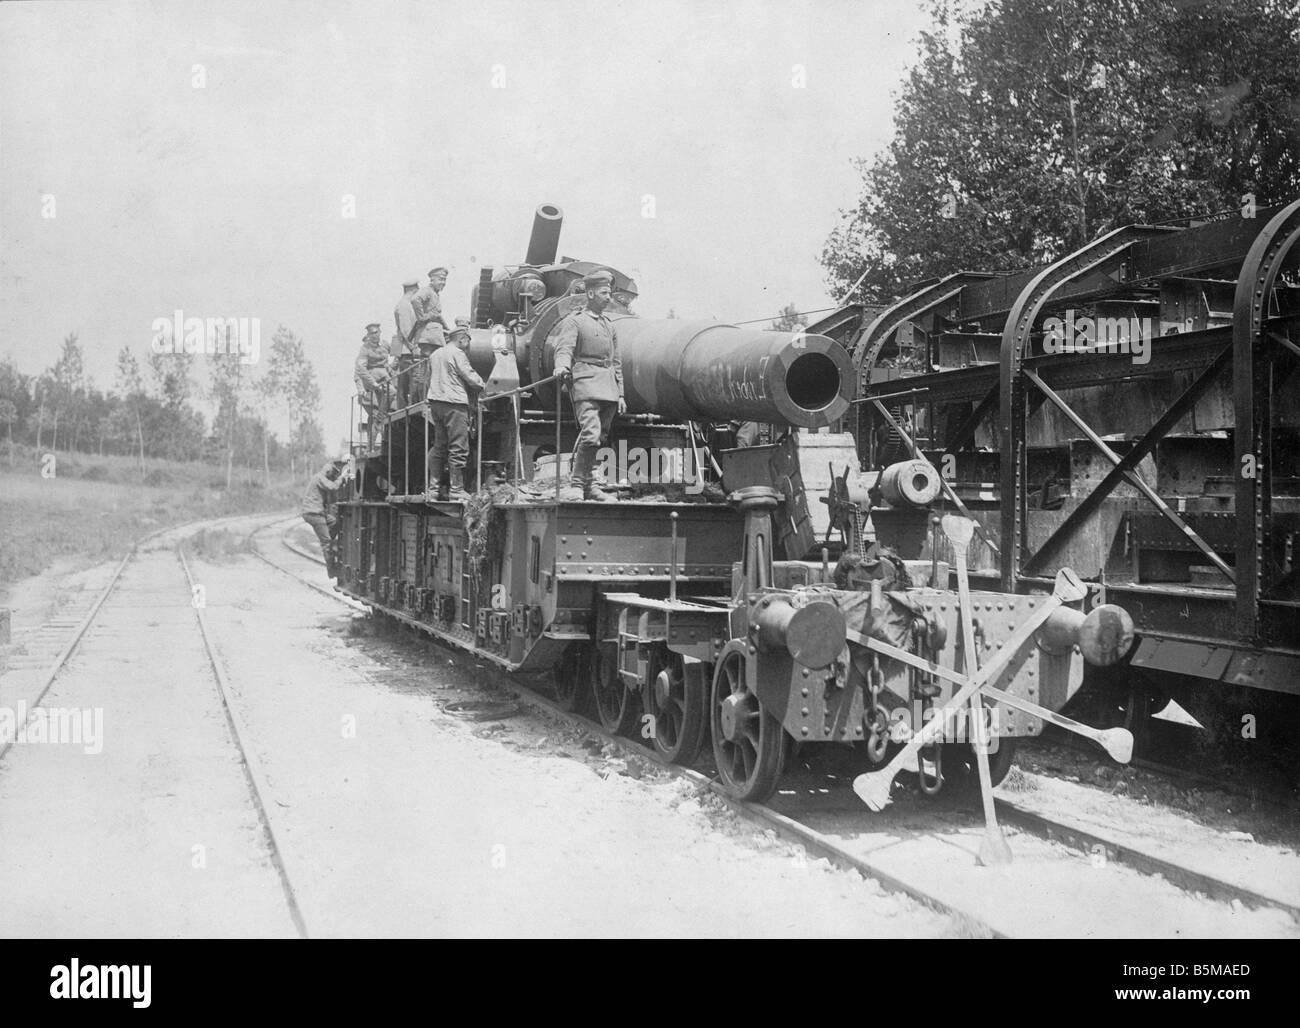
553;268;624;502
425;323;484;502
354;322;392;445
412;266;450;350
300;457;350;578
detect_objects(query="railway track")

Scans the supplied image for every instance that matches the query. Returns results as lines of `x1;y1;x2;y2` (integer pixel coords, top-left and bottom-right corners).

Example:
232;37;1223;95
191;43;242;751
0;512;310;937
265;518;1300;935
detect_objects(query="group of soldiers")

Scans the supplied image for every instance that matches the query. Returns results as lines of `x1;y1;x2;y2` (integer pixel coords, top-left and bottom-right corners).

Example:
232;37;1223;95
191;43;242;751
353;264;628;504
354;266;485;501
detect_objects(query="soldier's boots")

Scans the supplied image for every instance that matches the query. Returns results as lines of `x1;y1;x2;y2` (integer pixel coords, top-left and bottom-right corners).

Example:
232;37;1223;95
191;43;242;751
558;475;587;502
585;481;618;502
447;469;470;503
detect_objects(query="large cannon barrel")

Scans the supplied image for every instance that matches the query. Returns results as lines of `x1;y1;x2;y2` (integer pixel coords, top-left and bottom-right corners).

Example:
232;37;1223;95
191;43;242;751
525;204;564;266
540;318;853;428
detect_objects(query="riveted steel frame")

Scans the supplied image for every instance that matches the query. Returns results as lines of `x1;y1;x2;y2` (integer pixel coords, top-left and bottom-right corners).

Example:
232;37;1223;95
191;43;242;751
1020;344;1233;576
997;226;1151;590
847;200;1300;666
1232;198;1300;643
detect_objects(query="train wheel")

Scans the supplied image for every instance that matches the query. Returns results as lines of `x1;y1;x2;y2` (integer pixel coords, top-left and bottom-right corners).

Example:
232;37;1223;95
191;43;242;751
944;737;1018;791
554;643;592;715
642;647;708;766
710;646;784;803
592;643;640;736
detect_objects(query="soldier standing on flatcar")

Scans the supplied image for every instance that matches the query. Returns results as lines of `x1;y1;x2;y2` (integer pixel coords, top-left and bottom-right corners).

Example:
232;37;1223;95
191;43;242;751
412;266;450;350
425;324;484;502
554;268;624;502
300;458;349;578
354;322;392;445
391;279;420;408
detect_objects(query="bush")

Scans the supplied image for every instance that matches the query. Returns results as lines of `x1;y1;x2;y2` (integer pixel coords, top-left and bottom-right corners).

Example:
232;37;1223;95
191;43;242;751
78;464;110;482
144;468;177;487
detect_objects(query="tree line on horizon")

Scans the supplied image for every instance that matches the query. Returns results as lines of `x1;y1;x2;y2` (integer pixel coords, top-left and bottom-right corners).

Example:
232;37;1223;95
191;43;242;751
0;325;326;487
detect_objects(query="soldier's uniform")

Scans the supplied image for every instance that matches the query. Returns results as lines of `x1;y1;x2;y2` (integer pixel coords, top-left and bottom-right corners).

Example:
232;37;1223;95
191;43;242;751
300;460;347;578
553;269;622;501
354;323;391;411
412;267;449;350
733;421;761;447
425;325;485;501
392;281;420;408
408;298;454;409
355;324;391;448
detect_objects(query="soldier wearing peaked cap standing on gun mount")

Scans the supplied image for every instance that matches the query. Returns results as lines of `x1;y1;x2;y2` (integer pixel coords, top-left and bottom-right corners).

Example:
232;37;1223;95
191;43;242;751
554;268;624;502
425;324;484;502
412;267;450;351
354;323;392;446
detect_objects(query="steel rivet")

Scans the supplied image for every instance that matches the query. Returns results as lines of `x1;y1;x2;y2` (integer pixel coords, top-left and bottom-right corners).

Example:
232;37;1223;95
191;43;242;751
801;727;809;736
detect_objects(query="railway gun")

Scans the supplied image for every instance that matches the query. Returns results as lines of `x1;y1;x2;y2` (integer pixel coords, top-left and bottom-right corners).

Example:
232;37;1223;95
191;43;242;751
333;204;1136;811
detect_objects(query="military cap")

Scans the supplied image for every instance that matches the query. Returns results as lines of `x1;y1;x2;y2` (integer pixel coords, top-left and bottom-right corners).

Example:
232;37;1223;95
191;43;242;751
365;322;381;331
584;268;614;289
447;325;471;341
428;266;449;277
402;279;418;289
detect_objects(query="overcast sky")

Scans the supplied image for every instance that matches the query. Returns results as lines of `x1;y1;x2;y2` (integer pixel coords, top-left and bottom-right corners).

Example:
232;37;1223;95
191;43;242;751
0;0;933;447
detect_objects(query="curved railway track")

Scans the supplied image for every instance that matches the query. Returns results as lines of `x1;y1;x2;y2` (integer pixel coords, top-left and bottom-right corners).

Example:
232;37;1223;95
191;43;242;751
265;518;1300;934
0;512;311;937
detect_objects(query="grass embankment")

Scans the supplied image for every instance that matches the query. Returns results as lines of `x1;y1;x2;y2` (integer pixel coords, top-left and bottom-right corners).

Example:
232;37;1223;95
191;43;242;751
0;444;304;598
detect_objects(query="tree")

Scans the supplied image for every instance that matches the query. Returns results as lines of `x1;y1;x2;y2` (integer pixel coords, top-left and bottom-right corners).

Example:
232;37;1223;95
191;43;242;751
114;345;147;475
265;325;321;479
209;352;247;490
0;359;33;447
0;398;16;464
146;348;204;460
769;303;808;333
822;0;1300;303
47;334;86;451
147;348;193;410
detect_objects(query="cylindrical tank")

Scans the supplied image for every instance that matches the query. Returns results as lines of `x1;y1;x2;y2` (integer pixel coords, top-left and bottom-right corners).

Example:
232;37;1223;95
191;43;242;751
879;459;942;507
539;317;853;428
525;204;564;266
